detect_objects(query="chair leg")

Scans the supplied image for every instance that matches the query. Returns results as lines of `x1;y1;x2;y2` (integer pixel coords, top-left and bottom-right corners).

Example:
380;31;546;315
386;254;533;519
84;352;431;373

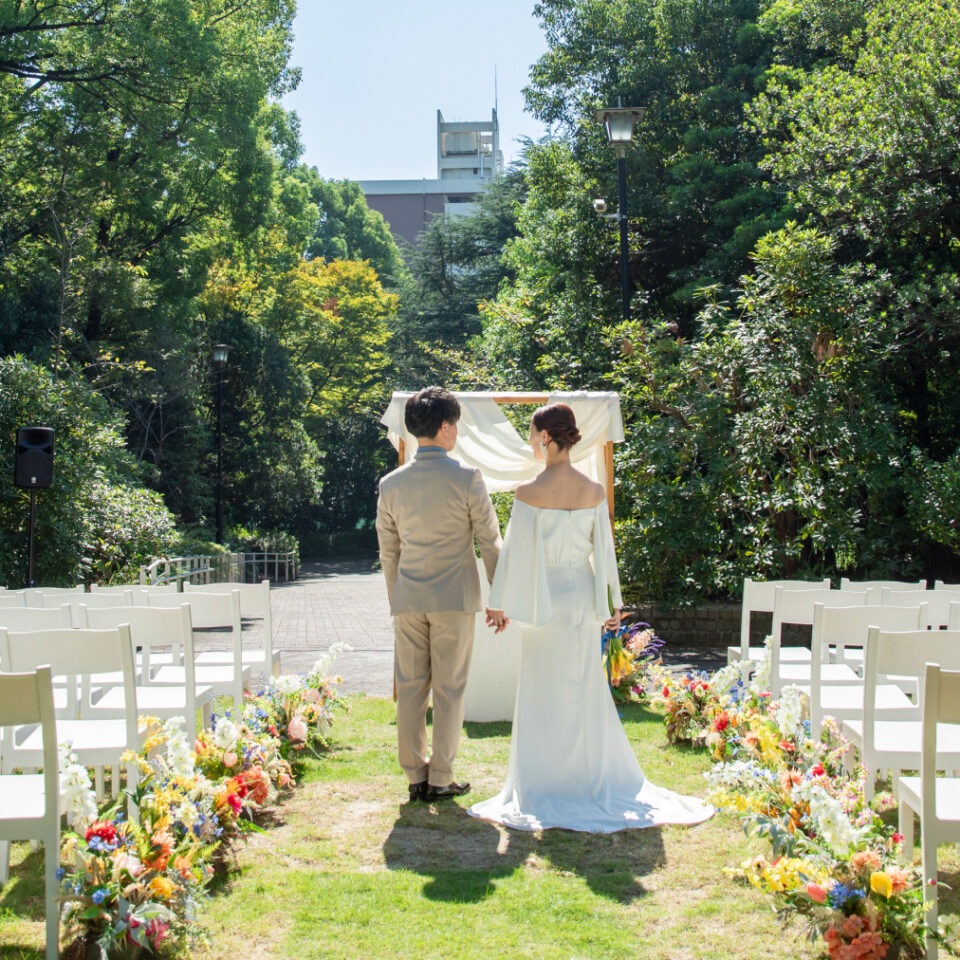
111;765;120;799
0;841;9;885
94;765;104;800
897;801;915;864
44;833;59;960
922;827;938;960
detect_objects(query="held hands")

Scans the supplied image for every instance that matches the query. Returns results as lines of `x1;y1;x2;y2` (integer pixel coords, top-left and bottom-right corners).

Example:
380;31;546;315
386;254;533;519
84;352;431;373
485;608;509;634
604;608;622;633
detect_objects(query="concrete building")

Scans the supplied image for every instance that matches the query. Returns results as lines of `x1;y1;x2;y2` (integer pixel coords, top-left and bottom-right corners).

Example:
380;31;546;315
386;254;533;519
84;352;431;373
358;109;504;249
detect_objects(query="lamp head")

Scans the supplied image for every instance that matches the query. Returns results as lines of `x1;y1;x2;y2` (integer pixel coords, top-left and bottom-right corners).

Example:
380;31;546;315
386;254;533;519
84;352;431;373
594;106;646;149
212;343;231;366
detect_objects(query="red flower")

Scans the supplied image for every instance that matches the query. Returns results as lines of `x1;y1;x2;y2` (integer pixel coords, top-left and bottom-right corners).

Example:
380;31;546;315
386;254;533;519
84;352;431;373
712;711;730;732
662;686;670;698
227;793;242;814
811;763;825;777
85;821;117;845
892;832;904;844
779;740;796;752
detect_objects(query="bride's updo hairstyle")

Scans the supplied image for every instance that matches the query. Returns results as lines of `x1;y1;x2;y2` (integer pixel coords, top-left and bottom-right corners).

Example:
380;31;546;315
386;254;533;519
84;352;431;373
532;403;581;451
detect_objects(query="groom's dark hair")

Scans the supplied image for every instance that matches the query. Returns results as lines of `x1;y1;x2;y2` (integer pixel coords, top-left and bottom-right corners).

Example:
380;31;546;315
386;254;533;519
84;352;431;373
405;387;461;438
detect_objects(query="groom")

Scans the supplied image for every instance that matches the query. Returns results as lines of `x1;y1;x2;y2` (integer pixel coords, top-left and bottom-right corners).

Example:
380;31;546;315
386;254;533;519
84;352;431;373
376;387;504;802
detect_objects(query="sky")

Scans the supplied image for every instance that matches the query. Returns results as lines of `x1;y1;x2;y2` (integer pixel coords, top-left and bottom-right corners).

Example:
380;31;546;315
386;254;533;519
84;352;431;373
282;0;550;182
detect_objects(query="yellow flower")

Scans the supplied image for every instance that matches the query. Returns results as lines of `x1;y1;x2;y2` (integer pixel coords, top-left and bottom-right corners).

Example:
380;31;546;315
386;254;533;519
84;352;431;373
149;876;176;900
870;871;893;899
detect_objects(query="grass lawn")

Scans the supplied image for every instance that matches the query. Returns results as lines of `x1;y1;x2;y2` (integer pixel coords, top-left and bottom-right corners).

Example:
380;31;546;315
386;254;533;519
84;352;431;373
2;697;957;959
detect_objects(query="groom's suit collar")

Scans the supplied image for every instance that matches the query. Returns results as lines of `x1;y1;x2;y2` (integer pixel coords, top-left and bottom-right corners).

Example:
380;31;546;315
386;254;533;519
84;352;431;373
414;446;449;460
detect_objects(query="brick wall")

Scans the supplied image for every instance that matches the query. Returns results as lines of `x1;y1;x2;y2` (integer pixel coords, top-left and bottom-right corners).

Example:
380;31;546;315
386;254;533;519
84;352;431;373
628;603;811;649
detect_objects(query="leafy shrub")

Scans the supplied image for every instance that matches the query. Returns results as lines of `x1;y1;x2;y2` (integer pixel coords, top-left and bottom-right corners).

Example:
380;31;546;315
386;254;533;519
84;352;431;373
0;356;179;586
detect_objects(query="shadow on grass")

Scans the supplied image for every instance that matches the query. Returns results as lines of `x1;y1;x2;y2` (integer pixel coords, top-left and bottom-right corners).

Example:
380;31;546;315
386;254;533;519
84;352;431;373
463;720;512;740
383;800;664;906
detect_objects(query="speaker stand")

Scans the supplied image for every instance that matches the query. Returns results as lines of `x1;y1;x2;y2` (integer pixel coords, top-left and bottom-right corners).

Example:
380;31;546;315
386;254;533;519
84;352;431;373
26;488;37;588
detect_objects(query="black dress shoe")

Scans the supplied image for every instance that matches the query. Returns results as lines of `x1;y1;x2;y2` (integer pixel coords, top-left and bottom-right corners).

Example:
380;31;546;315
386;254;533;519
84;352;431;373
426;781;470;801
408;780;428;801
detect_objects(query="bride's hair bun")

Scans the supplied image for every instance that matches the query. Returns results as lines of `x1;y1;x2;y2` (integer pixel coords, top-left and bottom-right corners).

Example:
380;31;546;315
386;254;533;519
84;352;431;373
532;403;581;451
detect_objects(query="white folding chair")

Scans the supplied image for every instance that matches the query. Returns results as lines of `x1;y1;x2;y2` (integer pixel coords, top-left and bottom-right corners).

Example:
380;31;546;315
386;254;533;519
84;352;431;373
81;604;212;740
841;629;960;801
0;593;26;608
0;666;60;959
897;664;960;959
21;586;85;608
728;578;831;664
146;591;249;713
184;580;276;677
807;604;927;737
764;588;870;688
840;578;927;593
0;626;143;805
0;607;72;632
935;580;960;592
883;587;960;630
44;590;134;628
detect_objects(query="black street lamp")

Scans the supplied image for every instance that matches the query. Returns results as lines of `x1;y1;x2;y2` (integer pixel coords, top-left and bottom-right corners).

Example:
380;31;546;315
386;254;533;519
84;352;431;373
594;104;645;321
212;343;231;544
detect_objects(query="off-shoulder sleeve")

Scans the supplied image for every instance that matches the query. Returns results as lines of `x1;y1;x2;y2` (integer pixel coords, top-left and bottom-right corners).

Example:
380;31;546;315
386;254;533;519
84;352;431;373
488;500;552;627
592;501;622;619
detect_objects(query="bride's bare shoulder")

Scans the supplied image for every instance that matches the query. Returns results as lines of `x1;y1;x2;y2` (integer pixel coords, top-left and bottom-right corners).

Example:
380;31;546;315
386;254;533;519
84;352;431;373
514;474;605;509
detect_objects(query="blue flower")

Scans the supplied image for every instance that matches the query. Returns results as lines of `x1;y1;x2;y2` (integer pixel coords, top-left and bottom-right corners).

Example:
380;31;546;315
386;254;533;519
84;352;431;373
92;888;107;904
56;867;65;880
828;883;865;910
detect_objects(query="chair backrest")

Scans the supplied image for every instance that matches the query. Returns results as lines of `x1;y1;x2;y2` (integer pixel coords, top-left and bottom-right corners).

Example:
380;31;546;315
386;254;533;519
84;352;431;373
739;579;832;655
935;580;960;591
82;604;194;681
21;585;85;607
0;666;58;819
882;587;960;628
921;663;960;826
183;579;269;617
950;602;960;631
0;605;72;636
0;626;138;733
41;589;134;627
811;603;927;671
862;628;960;734
90;582;176;594
772;586;867;636
147;589;241;631
0;593;26;608
840;578;926;592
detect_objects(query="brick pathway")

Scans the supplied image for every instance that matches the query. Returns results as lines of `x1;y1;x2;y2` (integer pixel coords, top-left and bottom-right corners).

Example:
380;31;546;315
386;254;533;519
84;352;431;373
194;559;725;700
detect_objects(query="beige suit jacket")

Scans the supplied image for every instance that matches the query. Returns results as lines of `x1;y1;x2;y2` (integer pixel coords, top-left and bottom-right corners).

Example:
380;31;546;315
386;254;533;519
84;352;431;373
376;447;502;615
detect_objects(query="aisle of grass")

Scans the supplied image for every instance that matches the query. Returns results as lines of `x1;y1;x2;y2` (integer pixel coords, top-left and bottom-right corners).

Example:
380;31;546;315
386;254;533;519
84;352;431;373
199;698;822;960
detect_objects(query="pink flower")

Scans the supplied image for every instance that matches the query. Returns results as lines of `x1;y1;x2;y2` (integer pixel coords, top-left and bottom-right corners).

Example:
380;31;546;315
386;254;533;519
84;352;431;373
223;750;238;768
807;882;828;903
287;717;308;742
303;687;321;703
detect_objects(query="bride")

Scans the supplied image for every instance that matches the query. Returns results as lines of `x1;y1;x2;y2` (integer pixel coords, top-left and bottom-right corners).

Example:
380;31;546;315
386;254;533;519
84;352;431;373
468;403;713;833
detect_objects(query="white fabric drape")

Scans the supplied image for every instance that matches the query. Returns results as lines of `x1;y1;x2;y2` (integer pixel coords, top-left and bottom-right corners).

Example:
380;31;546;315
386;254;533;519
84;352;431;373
380;391;625;494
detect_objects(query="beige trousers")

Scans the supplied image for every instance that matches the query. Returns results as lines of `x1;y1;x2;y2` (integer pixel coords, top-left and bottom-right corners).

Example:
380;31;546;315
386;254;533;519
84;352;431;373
394;611;475;787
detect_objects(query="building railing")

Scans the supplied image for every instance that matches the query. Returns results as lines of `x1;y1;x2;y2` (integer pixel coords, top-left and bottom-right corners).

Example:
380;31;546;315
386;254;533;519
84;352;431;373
139;552;298;587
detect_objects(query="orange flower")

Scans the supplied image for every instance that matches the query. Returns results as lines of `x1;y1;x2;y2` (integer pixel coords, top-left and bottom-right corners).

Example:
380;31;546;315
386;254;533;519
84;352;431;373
849;850;882;875
143;831;174;872
173;855;194;881
887;866;912;895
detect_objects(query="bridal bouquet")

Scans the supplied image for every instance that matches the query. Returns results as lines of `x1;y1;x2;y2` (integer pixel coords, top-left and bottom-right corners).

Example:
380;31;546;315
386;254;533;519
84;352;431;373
601;620;665;702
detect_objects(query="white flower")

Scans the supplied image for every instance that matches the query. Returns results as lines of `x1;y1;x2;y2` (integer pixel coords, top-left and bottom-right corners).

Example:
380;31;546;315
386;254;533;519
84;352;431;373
272;674;302;696
791;781;863;856
704;759;777;789
775;685;809;738
213;717;238;750
58;741;97;824
162;716;195;776
176;800;199;828
310;642;353;681
748;638;772;693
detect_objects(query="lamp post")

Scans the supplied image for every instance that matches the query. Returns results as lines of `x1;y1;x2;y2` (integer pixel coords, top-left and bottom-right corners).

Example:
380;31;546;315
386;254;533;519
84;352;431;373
594;104;645;321
212;343;231;544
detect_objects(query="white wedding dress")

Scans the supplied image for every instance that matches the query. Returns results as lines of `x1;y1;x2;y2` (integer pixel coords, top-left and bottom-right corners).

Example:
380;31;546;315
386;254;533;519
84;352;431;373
468;500;714;833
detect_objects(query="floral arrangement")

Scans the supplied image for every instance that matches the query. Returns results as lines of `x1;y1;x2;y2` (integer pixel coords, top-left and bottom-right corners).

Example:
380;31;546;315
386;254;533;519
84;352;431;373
650;642;960;959
242;645;350;758
601;620;665;702
57;656;346;958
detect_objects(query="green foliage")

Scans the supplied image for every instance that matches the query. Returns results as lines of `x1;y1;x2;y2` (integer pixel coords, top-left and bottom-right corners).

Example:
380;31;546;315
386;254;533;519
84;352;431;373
0;356;178;586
